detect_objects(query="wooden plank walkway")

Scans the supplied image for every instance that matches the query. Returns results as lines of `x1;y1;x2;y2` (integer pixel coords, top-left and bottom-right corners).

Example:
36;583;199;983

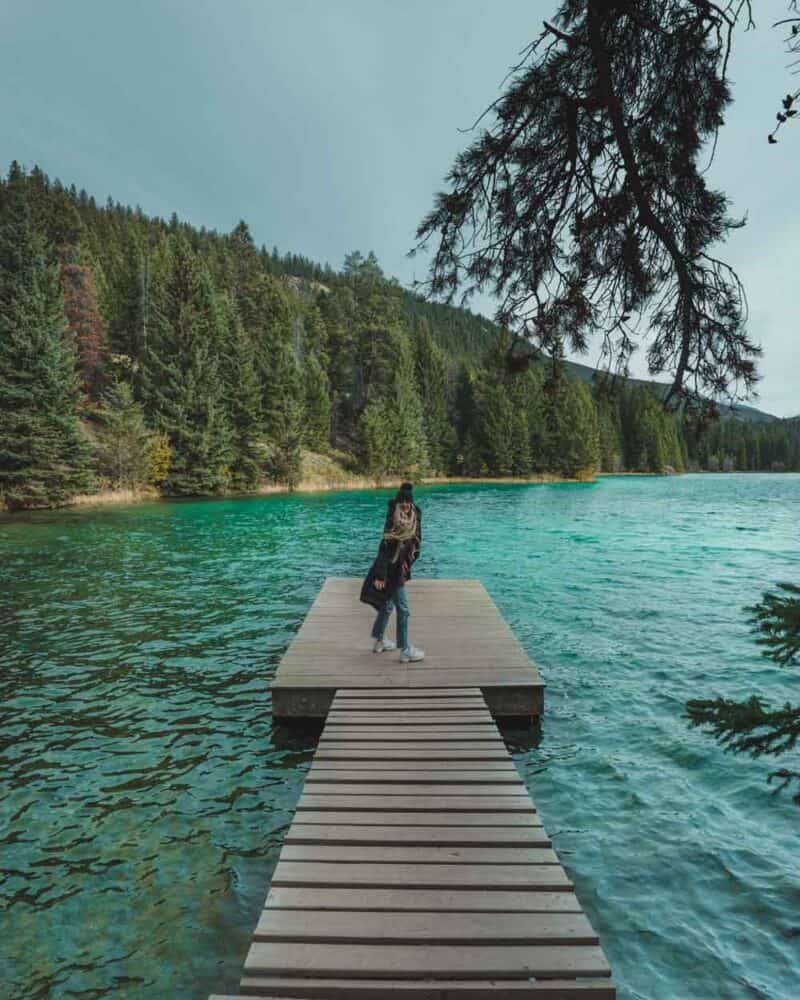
272;578;544;718
212;688;616;999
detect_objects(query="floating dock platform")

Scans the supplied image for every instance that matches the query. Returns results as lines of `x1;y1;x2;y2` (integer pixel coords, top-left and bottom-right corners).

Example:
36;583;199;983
272;578;545;719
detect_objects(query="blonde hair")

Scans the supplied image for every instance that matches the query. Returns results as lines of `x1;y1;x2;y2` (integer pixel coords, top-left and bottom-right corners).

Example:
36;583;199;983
383;504;417;563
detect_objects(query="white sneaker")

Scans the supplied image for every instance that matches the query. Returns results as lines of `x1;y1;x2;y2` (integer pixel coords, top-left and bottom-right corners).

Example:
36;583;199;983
373;638;397;653
400;644;425;662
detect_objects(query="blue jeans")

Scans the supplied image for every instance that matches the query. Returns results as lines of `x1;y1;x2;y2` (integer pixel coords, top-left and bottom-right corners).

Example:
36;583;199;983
371;583;409;650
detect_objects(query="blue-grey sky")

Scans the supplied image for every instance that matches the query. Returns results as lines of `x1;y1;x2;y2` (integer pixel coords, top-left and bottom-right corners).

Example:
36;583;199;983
1;1;797;416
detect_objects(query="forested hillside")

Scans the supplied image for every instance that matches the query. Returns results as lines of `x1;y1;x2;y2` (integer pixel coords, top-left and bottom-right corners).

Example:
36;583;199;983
1;163;798;510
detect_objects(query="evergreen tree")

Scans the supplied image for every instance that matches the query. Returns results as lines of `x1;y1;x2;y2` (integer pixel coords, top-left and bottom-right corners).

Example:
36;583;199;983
60;261;107;401
525;365;548;473
105;232;150;380
94;380;151;488
551;380;601;479
687;583;800;803
451;364;478;475
217;293;263;491
414;2;761;415
542;351;569;472
142;238;232;495
318;284;358;446
361;400;392;480
264;341;304;487
593;378;624;473
468;374;514;476
302;353;331;452
413;318;454;475
506;369;533;477
0;177;92;508
384;330;429;476
359;329;428;479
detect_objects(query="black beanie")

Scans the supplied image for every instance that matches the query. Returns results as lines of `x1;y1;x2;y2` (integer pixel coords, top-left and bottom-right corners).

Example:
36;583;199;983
396;481;413;502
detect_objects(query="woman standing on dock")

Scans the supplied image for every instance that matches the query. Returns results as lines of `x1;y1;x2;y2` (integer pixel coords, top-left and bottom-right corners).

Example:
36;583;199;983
370;482;425;662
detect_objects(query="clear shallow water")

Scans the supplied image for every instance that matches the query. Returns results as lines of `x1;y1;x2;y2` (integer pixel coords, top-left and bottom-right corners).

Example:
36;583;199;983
1;475;798;999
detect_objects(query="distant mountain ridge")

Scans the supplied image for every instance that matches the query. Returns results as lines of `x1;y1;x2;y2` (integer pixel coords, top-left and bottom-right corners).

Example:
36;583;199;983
561;358;779;424
398;288;782;425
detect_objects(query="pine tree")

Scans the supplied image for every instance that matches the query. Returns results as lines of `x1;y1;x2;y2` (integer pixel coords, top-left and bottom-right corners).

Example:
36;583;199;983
60;261;107;401
687;583;800;803
525;365;548;473
94;380;151;488
358;329;429;479
506;370;533;477
303;353;331;452
469;375;514;476
383;330;429;476
318;285;358;446
0;177;93;508
551;380;601;479
361;400;392;481
414;3;761;414
264;341;304;487
451;364;478;475
105;232;150;380
412;318;454;475
142;237;232;495
542;352;569;472
217;293;263;491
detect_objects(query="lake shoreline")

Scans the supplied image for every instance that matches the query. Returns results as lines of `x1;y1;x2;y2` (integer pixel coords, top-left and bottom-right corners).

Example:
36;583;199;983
0;469;676;515
62;471;623;510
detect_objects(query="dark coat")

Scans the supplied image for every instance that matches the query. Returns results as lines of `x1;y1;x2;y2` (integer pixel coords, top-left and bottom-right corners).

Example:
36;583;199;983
374;499;422;589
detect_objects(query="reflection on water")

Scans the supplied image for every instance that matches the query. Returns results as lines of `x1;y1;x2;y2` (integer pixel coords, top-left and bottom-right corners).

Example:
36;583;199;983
1;477;799;999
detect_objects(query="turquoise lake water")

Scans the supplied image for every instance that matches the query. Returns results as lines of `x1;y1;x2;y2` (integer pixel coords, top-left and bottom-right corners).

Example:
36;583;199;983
1;474;798;999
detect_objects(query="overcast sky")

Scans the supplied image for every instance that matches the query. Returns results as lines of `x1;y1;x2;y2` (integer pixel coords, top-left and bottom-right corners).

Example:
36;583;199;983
1;1;797;416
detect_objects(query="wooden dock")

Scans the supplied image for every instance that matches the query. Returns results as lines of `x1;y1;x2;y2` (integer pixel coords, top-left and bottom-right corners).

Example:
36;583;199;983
272;578;545;718
210;579;615;997
212;686;615;998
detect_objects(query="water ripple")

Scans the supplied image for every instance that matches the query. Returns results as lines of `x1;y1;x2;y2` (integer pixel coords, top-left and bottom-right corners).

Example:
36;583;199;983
1;478;799;998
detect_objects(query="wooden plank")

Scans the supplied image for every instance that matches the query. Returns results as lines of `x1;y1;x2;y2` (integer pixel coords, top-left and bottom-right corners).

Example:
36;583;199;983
244;942;610;978
237;979;616;999
320;729;502;738
311;759;517;769
317;731;509;758
319;730;502;740
297;795;535;812
254;910;597;945
333;692;486;700
279;845;559;865
275;676;540;687
306;770;521;783
331;695;486;715
292;811;540;826
324;714;494;724
284;825;549;846
327;708;494;716
270;862;572;889
319;730;502;739
300;784;527;796
315;751;511;760
275;675;541;686
263;886;579;912
285;631;524;642
329;693;491;700
317;729;509;757
276;663;539;675
279;657;534;668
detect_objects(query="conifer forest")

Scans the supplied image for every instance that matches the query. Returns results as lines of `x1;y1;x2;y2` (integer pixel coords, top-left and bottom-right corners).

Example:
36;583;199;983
1;162;798;511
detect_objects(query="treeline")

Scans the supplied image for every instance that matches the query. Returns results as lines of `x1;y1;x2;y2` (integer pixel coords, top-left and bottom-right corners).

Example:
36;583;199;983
0;163;796;510
685;416;800;472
